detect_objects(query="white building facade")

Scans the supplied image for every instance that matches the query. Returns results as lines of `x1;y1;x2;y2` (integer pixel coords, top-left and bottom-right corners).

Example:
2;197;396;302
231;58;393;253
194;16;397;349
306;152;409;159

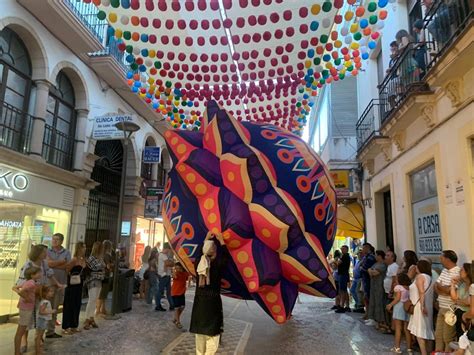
356;0;473;263
0;0;169;318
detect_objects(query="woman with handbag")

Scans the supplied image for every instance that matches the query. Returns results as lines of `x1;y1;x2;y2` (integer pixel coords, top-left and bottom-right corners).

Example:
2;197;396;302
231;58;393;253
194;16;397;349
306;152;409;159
457;263;474;355
84;242;105;330
407;260;435;355
61;242;86;335
450;263;473;339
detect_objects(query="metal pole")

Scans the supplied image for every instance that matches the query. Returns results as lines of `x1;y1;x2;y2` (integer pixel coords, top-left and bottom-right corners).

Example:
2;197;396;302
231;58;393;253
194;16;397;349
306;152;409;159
110;131;130;317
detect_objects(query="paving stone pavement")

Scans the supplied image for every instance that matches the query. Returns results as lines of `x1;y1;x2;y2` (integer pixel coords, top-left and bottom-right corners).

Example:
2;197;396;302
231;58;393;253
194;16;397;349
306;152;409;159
0;291;398;355
161;318;252;355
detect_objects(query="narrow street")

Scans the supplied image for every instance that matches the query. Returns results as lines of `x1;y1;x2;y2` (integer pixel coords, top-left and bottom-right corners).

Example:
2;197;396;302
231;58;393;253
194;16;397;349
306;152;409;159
0;292;393;354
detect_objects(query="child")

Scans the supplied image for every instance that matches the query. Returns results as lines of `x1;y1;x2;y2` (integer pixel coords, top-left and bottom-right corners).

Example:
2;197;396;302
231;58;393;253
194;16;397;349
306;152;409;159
171;262;189;329
12;266;41;355
145;258;158;305
386;273;412;354
36;286;56;355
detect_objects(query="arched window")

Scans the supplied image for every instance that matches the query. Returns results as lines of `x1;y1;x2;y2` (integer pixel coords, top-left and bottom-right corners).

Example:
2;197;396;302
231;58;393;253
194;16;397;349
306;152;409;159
42;71;76;169
0;27;33;153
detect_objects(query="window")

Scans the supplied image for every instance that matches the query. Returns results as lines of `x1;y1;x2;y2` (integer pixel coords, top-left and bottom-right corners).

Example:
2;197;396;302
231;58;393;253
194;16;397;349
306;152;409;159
0;28;33;153
43;71;76;170
319;92;329;151
408;0;422;36
410;164;442;256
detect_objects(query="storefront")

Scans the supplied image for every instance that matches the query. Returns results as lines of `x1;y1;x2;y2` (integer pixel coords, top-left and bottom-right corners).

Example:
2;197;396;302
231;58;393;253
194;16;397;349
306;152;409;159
0;164;74;317
132;217;165;270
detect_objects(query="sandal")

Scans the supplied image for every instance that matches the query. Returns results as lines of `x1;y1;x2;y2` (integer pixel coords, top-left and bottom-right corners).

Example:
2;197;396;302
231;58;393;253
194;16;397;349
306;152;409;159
62;329;74;335
90;320;98;328
390;347;402;354
71;328;82;333
83;320;91;330
176;322;183;329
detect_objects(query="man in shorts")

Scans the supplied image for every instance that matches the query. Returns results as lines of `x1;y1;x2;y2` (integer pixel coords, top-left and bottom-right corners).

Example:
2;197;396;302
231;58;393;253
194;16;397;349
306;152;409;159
335;245;351;313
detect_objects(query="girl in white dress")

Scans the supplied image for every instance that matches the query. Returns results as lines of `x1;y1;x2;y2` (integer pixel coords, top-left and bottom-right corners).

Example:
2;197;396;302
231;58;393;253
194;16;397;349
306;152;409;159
408;260;434;355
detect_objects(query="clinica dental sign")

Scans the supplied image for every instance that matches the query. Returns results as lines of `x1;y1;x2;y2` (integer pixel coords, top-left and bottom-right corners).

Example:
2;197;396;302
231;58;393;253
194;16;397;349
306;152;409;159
91;114;135;140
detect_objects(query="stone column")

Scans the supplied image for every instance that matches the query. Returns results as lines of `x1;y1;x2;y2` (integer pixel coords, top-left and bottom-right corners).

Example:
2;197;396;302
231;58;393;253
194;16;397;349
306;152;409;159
73;109;90;173
69;188;90;249
29;80;52;159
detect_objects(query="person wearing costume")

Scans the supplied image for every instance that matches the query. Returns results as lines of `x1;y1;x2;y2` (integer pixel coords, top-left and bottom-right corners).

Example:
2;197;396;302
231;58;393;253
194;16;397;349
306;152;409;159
190;234;227;355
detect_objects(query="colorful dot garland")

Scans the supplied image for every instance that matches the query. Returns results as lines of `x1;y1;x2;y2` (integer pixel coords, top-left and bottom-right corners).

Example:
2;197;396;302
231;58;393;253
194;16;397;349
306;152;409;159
84;0;394;135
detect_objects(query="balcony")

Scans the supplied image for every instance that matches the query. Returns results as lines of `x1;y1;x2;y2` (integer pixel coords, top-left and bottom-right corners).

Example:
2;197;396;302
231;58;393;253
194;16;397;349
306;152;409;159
356;99;391;161
17;0;105;57
0;101;34;155
378;0;472;129
42;124;74;171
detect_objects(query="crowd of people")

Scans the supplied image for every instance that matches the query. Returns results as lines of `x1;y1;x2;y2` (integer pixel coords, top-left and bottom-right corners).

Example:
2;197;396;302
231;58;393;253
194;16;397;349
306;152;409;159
11;233;228;355
329;244;474;354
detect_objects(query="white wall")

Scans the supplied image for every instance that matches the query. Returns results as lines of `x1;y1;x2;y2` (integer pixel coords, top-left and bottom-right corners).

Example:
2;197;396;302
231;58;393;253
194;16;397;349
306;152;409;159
0;0;165;176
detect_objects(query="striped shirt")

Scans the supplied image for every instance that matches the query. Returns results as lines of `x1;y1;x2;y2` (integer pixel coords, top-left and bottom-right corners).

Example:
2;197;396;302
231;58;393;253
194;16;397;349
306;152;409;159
436;266;460;309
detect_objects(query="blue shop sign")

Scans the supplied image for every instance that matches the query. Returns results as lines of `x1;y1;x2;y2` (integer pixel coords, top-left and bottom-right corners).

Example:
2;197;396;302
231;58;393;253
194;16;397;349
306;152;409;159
143;146;161;163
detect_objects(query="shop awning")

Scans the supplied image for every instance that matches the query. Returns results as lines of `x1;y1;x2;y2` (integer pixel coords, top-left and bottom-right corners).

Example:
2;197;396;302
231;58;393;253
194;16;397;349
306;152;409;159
336;202;365;239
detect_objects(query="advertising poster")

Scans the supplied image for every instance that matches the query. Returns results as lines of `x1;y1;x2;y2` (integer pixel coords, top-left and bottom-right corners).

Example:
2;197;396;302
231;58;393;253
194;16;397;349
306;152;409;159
144;187;163;218
412;196;442;256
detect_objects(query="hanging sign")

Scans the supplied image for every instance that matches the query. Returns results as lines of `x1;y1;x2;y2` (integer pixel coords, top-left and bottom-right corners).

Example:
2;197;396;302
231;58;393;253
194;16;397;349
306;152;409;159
143;146;162;163
330;170;351;198
91;114;135;140
144;187;162;218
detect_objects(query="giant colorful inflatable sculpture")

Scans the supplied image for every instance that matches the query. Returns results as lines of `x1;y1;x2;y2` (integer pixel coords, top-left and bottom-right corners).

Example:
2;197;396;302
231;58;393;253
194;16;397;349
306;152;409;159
163;100;337;324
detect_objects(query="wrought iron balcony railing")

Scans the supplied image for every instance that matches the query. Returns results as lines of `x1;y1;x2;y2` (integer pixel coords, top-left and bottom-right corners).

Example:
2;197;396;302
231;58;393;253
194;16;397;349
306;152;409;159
0;100;34;154
378;0;472;124
356;99;386;152
65;0;129;72
64;0;108;44
42;124;74;171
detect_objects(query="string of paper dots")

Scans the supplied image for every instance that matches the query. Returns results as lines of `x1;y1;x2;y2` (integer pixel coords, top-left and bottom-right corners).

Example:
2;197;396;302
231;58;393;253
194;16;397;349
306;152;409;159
84;0;394;134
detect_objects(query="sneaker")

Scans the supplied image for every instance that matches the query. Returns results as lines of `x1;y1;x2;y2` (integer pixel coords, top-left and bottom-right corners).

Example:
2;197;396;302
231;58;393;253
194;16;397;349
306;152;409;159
365;319;377;326
45;333;62;339
155;307;166;312
344;307;352;312
335;308;346;313
330;305;339;310
390;347;402;354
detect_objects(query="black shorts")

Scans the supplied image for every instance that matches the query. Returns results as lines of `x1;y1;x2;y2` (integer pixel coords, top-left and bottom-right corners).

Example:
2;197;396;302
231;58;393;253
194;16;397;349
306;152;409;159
172;294;185;308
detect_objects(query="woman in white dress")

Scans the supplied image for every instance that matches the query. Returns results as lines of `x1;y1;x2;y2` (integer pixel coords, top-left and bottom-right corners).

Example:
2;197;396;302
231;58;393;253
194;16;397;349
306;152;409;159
408;260;434;355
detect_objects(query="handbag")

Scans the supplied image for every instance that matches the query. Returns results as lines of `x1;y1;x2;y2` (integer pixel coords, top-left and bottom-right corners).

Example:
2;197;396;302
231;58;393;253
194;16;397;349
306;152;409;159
444;304;457;326
69;267;83;285
404;299;416;315
404;278;432;315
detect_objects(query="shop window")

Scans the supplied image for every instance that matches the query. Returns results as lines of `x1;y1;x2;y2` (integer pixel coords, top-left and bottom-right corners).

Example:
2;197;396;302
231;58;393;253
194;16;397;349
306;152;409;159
0;201;71;317
0;28;33;153
410;163;442;256
43;71;76;170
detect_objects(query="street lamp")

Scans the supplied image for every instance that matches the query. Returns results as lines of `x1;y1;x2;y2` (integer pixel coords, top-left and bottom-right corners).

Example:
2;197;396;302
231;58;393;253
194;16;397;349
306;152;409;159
109;120;140;318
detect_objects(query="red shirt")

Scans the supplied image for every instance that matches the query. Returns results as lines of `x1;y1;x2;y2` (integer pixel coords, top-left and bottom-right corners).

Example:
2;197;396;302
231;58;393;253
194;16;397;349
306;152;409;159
171;271;189;296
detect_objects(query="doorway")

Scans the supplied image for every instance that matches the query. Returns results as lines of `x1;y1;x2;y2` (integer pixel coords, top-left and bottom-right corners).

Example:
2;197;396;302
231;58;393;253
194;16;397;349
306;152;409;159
383;190;394;251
